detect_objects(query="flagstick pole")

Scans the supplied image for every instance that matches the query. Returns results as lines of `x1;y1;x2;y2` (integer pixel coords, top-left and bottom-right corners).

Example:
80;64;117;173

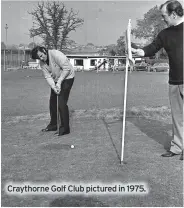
121;56;129;163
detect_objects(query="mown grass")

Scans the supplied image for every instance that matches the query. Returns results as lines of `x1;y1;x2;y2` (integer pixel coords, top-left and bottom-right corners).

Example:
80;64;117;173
4;106;172;126
2;70;182;207
2;69;169;117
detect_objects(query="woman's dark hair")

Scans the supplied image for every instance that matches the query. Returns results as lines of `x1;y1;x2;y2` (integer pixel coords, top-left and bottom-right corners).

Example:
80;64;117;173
160;0;183;17
31;46;48;60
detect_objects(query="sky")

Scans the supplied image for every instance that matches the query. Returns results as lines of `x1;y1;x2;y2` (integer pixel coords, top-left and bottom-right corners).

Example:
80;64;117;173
1;0;165;46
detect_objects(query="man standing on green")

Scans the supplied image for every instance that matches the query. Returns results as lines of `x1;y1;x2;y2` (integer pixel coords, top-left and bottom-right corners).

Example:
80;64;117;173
31;46;75;136
132;0;183;160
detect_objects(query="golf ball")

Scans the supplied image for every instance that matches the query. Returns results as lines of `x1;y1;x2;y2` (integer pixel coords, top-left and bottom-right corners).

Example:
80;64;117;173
71;145;74;148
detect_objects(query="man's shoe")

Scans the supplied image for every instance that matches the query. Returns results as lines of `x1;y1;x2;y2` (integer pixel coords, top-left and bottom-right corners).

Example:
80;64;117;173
41;124;57;132
179;152;183;160
58;127;70;136
161;151;177;157
58;130;70;136
54;131;70;136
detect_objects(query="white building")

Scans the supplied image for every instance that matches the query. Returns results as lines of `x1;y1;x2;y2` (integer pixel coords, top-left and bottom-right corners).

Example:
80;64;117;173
28;54;141;71
66;55;129;71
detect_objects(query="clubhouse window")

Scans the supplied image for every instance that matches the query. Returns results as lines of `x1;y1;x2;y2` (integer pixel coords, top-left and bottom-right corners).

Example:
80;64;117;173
90;59;97;66
74;59;83;66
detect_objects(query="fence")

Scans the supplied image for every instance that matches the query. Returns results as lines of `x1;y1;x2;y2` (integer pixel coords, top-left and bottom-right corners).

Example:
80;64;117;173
1;49;32;71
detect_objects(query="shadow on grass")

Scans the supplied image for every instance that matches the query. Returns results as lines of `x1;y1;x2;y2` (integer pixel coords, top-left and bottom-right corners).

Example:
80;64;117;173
41;143;72;150
128;117;172;151
50;195;108;207
102;118;121;162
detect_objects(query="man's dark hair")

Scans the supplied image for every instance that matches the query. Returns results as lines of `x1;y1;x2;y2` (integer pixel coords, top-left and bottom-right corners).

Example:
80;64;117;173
160;0;183;17
31;46;48;60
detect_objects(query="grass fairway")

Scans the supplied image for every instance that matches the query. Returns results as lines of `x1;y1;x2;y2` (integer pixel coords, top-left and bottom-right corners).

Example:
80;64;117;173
2;69;169;117
1;70;183;207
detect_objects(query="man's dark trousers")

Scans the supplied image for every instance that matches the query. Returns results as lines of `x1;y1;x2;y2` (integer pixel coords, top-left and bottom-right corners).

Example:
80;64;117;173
49;78;74;131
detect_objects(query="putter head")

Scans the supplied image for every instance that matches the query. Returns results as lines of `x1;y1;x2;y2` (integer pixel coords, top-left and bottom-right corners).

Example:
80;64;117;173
54;132;59;136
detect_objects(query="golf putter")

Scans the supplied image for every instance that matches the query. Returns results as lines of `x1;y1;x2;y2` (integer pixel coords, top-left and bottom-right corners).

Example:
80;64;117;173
57;95;59;135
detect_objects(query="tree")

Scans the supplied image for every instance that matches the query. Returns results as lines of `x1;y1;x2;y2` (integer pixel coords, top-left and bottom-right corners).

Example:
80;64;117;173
109;49;117;56
9;45;18;50
132;6;166;42
98;48;107;56
29;1;84;50
19;43;25;47
86;43;94;47
67;39;77;47
1;42;6;49
98;44;117;56
19;43;27;50
116;35;138;56
116;36;126;55
28;42;37;49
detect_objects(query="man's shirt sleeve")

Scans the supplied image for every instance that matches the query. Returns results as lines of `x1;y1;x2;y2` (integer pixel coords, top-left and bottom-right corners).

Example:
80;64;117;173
41;64;56;89
142;31;164;57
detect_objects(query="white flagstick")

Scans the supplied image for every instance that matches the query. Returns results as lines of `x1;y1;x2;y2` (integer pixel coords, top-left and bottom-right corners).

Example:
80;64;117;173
121;56;129;163
121;19;132;163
